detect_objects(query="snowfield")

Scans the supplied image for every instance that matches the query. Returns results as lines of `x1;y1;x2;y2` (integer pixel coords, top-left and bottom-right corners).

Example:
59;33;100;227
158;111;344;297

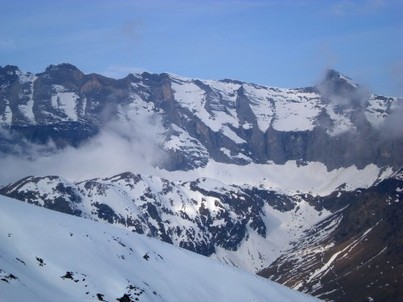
158;160;394;196
0;195;319;302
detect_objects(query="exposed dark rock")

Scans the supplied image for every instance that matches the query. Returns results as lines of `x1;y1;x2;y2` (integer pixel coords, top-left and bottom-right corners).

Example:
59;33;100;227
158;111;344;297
1;64;401;170
259;176;403;302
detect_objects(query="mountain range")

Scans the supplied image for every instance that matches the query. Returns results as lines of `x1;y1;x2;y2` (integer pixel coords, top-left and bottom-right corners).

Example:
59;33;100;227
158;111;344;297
0;194;319;302
0;63;402;301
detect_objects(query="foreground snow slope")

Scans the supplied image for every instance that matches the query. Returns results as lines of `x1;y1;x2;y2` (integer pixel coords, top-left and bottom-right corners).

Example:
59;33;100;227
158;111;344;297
0;196;319;302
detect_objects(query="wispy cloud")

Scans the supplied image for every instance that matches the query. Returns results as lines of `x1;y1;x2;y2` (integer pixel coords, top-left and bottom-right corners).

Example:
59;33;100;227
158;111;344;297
381;101;403;138
0;106;166;186
121;20;142;45
328;0;386;16
0;40;17;52
391;60;403;96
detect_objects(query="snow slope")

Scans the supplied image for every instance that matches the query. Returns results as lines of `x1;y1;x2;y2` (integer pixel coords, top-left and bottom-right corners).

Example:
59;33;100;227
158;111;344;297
0;195;319;302
0;173;331;273
158;160;394;196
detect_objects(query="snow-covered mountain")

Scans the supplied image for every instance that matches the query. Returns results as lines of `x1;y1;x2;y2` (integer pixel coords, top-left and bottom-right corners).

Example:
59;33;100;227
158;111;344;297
259;169;403;300
0;194;320;302
0;172;330;272
1;169;402;301
0;63;402;301
0;64;401;170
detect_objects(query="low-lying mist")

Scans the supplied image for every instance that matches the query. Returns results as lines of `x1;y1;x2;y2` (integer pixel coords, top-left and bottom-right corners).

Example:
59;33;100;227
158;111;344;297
0;109;166;186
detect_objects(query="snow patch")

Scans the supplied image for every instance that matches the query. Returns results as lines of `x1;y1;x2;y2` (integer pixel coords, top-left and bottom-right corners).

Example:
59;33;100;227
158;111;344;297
51;85;79;121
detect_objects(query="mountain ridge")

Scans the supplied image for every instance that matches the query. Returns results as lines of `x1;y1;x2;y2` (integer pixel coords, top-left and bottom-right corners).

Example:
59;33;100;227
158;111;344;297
1;167;402;301
0;63;402;301
1;63;402;172
0;194;319;302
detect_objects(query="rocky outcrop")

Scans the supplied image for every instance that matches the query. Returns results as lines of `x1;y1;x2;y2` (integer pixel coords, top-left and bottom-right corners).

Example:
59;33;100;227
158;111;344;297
1;64;402;170
259;172;403;302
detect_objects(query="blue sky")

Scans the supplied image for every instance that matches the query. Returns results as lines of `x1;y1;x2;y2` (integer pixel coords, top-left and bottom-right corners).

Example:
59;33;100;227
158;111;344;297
0;0;402;96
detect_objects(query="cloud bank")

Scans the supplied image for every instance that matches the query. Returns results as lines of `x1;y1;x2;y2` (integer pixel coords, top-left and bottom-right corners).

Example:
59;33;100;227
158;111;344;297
0;108;166;186
381;102;403;139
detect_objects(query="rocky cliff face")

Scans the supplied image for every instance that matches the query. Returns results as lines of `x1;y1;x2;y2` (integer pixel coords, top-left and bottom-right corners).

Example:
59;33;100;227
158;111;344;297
259;170;403;302
1;63;401;170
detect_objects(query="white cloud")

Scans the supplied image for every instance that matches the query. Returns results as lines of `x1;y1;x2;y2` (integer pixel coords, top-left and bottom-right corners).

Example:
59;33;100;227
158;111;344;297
382;102;403;138
328;0;386;16
0;108;166;186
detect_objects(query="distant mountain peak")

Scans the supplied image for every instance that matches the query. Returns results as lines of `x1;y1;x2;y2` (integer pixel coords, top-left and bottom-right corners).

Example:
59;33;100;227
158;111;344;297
0;65;20;73
0;65;21;83
325;68;346;79
322;68;359;90
45;63;81;72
